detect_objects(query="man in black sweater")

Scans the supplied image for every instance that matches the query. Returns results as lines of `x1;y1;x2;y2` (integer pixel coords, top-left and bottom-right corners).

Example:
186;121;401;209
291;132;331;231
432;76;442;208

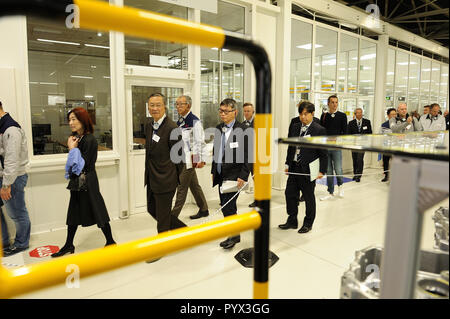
319;95;347;201
279;101;327;234
347;107;372;182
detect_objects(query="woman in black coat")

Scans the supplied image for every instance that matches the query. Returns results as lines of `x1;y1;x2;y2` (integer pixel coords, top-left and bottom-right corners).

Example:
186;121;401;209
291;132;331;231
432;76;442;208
52;107;116;257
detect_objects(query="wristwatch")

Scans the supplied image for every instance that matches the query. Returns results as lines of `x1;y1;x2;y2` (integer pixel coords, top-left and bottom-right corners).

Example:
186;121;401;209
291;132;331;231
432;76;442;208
2;184;10;189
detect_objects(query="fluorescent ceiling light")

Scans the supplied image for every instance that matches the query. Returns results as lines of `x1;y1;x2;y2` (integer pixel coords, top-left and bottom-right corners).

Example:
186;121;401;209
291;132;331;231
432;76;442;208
40;82;58;85
209;59;232;64
322;59;336;66
34;27;62;34
360;80;373;83
211;47;229;51
387;72;394;75
103;76;110;79
397;62;417;65
70;75;93;79
296;43;323;50
84;44;109;49
85;95;94;98
360;53;376;61
201;67;209;71
37;38;80;46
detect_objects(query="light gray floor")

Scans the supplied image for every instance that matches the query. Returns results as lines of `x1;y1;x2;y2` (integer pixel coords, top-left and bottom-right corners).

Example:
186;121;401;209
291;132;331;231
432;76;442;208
2;168;447;299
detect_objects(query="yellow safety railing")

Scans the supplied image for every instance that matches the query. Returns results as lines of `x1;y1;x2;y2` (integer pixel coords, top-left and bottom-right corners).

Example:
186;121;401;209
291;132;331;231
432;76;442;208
0;212;261;298
0;0;272;299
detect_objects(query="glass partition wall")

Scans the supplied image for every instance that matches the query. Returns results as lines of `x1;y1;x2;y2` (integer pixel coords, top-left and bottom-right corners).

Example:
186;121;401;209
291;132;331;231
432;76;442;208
385;47;449;118
200;1;246;134
290;16;378;123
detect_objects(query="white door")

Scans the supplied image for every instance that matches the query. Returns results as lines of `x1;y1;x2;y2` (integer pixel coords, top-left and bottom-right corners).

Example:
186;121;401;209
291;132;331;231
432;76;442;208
125;78;191;214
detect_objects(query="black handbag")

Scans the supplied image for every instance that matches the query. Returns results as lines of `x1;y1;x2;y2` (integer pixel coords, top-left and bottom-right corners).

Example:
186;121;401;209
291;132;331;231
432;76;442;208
67;171;88;191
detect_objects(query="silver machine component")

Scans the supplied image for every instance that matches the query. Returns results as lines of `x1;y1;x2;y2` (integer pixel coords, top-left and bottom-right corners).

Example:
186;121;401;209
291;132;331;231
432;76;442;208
432;207;449;252
340;246;449;299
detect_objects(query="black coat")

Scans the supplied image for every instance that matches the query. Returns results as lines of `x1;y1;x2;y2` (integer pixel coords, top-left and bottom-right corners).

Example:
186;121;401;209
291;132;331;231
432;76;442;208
211;121;250;187
243;118;254;174
289;117;320;137
66;134;110;228
285;121;328;174
347;118;372;135
144;116;184;193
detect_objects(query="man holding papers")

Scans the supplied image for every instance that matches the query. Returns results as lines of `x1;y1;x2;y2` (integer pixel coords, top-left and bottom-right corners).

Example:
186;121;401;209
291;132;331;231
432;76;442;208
279;101;327;234
211;98;250;249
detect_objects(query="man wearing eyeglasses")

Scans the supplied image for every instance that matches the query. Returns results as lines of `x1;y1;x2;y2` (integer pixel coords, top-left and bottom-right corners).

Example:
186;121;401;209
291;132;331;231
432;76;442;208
211;99;250;250
144;93;186;246
171;95;209;220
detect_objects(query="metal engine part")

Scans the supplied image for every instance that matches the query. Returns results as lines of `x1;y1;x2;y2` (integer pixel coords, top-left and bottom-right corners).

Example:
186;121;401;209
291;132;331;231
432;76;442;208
340;246;449;299
433;207;449;252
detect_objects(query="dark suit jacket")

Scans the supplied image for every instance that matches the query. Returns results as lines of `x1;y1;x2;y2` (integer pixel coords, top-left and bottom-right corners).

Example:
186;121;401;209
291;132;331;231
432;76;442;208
144;116;184;193
347;118;372;135
289;117;320;137
285;121;328;175
211;121;250;187
243;118;254;174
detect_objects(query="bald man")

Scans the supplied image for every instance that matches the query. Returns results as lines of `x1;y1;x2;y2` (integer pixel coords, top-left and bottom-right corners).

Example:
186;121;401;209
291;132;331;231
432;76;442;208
389;103;423;133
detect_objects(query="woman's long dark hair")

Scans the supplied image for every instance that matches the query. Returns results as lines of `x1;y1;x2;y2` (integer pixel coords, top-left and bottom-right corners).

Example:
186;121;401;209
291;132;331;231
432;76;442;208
67;107;94;134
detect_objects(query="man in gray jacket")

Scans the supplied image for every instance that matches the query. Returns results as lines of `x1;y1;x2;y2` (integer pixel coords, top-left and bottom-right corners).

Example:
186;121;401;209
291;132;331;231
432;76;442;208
0;101;31;257
389;103;423;133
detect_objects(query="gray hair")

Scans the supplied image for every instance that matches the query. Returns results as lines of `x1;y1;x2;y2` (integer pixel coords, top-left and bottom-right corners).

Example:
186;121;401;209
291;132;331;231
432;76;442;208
354;107;363;113
178;95;192;107
220;98;237;110
148;93;167;106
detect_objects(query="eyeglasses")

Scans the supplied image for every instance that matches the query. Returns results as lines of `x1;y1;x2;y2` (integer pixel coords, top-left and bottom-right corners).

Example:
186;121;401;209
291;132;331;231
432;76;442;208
218;108;235;114
175;102;188;107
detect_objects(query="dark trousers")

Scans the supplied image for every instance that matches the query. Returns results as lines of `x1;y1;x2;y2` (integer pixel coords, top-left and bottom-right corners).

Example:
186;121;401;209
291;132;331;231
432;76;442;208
147;186;186;233
172;167;208;218
351;151;365;177
218;179;240;218
382;155;391;176
285;164;316;228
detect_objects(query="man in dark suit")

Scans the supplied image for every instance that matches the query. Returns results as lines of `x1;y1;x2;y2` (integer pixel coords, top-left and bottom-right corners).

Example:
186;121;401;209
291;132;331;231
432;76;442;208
279;101;327;234
380;108;396;182
243;102;256;208
347;107;372;182
145;93;186;236
288;103;321;203
212;98;250;249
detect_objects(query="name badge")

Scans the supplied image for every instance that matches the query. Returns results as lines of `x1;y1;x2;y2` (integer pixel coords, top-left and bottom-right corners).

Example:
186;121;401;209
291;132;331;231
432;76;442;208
406;125;411;130
152;134;160;143
363;126;367;130
230;142;239;149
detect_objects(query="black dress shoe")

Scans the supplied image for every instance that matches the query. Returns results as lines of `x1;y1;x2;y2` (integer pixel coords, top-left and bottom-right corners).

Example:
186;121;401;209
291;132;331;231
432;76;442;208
190;210;209;219
278;221;298;230
220;238;231;247
3;246;29;257
381;175;389;182
298;226;312;233
51;245;75;258
222;236;240;249
355;177;361;182
145;257;162;263
249;201;256;208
